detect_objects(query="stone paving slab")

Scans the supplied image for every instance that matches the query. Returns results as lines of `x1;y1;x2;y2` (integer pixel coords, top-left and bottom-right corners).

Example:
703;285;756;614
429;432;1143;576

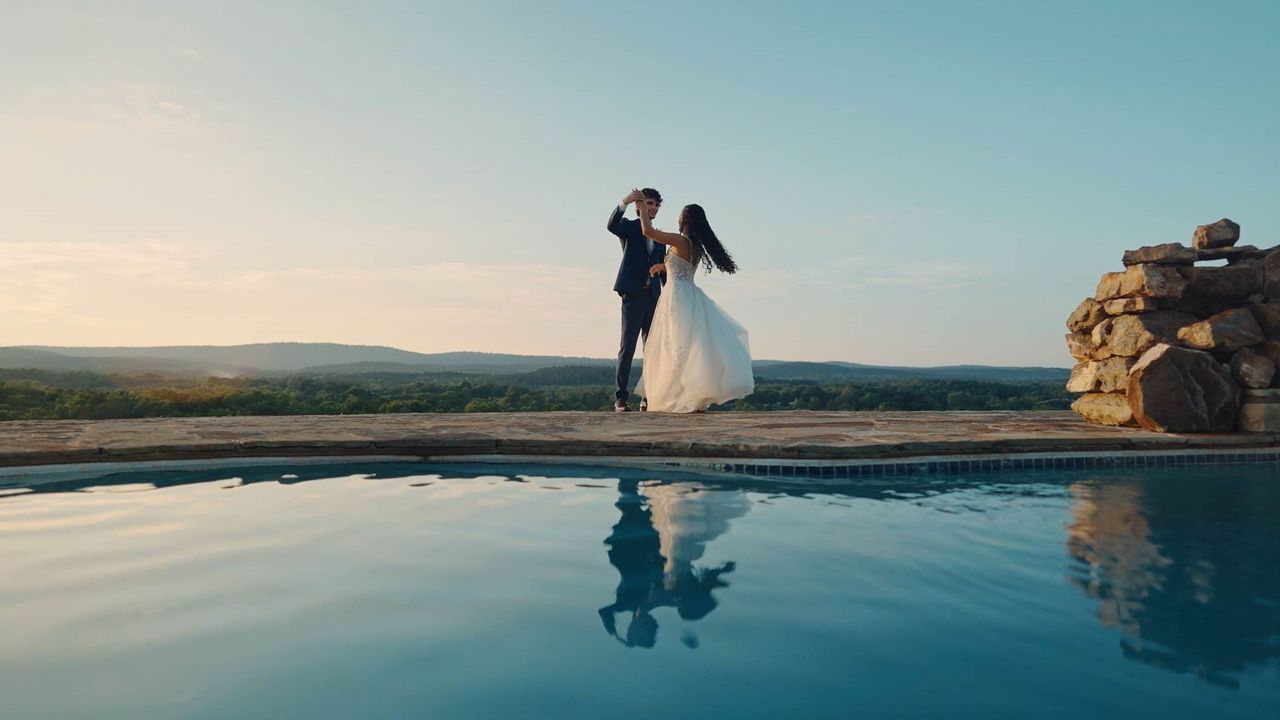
1;411;1277;468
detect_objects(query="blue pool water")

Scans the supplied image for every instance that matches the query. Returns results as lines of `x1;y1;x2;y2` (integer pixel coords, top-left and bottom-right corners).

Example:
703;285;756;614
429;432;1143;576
1;461;1277;719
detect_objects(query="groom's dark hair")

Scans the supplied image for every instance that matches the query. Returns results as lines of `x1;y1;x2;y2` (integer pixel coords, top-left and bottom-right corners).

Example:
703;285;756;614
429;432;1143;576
641;188;662;205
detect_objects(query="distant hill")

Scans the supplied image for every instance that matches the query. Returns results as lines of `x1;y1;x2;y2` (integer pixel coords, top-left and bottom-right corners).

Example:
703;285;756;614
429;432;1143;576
9;344;611;375
290;361;477;376
1;343;1068;383
0;367;122;389
753;361;1068;383
11;343;435;374
293;353;612;375
0;347;253;376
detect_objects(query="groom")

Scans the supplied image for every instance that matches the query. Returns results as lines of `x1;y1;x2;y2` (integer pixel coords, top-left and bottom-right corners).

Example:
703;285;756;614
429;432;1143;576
607;187;666;412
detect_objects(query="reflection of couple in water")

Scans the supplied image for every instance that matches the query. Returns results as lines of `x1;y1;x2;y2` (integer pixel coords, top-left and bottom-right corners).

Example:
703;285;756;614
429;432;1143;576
598;479;750;649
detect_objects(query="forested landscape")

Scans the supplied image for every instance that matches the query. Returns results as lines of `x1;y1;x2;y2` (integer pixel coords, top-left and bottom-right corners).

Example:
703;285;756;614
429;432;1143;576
0;365;1073;420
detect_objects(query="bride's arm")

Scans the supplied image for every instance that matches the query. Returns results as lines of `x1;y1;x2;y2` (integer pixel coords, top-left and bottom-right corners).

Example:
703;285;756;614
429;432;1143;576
636;199;689;252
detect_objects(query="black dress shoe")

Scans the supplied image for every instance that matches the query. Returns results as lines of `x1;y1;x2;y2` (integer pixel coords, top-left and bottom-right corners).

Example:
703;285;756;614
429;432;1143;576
614;400;631;413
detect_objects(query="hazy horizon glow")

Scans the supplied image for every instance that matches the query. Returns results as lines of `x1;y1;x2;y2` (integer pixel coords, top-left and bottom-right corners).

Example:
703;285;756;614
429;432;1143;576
3;2;1278;365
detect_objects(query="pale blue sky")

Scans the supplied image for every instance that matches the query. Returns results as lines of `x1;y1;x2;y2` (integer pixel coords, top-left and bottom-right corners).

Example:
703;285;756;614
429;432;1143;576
2;1;1277;365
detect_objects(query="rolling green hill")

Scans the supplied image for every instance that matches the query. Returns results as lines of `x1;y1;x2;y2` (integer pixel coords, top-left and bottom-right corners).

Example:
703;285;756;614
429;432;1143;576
1;344;1068;383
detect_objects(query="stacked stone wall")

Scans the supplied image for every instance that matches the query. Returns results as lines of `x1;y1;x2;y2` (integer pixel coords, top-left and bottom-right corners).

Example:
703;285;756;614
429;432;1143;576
1066;219;1280;432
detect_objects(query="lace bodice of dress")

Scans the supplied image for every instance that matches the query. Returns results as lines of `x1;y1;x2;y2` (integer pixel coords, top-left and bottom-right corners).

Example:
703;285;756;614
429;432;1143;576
665;250;698;285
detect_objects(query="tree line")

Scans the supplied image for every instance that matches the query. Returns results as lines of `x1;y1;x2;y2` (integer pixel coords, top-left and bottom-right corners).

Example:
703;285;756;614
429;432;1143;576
0;369;1072;420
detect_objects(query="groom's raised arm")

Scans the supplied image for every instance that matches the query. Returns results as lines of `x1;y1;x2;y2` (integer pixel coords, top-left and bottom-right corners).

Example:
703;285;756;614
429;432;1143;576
608;190;643;242
607;203;627;240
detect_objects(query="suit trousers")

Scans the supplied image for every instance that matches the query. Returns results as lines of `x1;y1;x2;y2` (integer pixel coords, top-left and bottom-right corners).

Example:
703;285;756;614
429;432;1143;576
615;290;658;402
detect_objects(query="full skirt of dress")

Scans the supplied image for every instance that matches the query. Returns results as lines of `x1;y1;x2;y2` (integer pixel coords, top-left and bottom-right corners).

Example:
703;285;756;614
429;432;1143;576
636;258;754;413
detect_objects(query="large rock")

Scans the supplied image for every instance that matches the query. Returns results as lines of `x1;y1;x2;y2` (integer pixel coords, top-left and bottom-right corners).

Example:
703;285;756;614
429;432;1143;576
1128;344;1241;433
1089;318;1114;355
1096;264;1188;301
1066;357;1133;394
1097;356;1134;393
1066;361;1100;393
1176;265;1258;317
1239;389;1280;432
1265;250;1280;299
1176;307;1265;351
1094;272;1126;302
1122;243;1195;266
1177;295;1240;320
1177;264;1260;316
1095;310;1196;358
1230;347;1276;389
1102;297;1157;315
1065;332;1105;362
1066;298;1106;333
1247;302;1280;339
1253;341;1280;386
1191;218;1240;249
1071;393;1134;427
1196;245;1263;263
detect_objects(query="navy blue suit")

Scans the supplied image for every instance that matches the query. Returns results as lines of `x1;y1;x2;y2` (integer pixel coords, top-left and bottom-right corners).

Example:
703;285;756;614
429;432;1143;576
607;204;666;403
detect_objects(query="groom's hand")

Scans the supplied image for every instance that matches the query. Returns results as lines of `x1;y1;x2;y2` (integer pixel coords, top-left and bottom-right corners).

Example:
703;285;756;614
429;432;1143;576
649;263;665;277
621;189;644;206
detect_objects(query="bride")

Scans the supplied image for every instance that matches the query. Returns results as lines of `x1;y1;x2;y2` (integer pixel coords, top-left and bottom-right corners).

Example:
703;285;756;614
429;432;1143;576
631;193;754;413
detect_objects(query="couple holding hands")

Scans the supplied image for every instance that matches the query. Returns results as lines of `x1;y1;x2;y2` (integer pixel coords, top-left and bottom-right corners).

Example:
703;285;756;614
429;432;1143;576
605;188;753;414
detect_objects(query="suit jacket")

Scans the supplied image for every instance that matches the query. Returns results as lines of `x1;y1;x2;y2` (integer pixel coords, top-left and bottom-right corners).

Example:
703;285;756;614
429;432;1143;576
607;205;666;298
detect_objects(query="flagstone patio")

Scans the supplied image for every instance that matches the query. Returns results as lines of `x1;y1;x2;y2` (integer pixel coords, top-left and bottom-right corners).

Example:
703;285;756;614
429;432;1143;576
2;411;1276;470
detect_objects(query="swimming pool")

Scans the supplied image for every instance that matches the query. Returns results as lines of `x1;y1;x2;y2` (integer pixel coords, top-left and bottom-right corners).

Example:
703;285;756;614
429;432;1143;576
1;461;1277;718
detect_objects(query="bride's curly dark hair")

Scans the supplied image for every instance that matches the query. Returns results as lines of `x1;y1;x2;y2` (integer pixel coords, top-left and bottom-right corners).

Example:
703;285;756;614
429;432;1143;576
679;204;738;275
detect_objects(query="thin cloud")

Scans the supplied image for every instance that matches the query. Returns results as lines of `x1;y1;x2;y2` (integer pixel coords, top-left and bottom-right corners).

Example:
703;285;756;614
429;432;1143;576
725;256;986;293
2;81;249;141
0;241;194;277
860;262;989;291
171;45;208;66
0;242;617;352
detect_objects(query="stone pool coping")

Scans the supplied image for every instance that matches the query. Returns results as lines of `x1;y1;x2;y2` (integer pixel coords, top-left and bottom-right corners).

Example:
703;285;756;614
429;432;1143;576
2;411;1279;476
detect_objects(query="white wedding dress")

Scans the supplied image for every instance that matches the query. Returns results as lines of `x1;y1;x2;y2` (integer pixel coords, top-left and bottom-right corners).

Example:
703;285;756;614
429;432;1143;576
636;250;754;412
